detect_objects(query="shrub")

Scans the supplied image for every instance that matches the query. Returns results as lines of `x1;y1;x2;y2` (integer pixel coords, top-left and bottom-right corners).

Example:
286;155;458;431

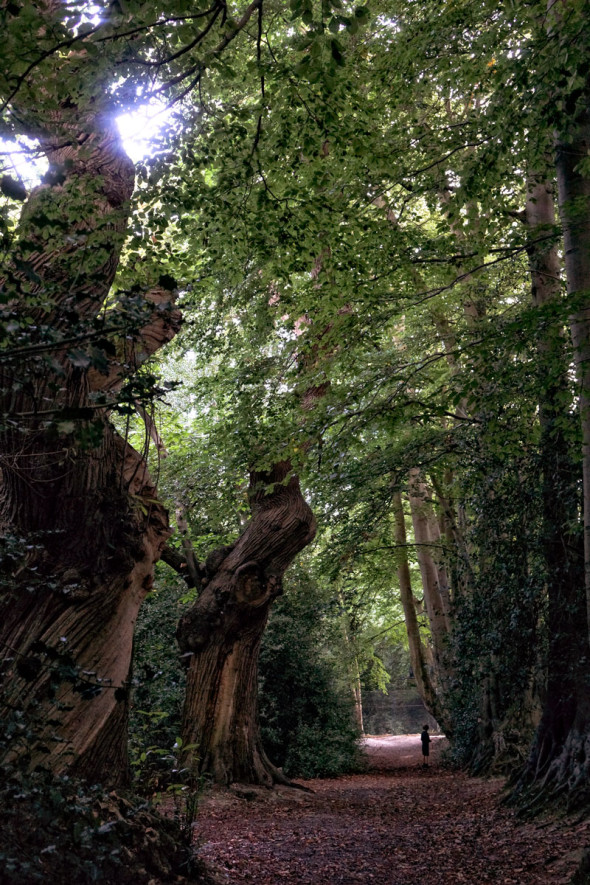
259;585;362;779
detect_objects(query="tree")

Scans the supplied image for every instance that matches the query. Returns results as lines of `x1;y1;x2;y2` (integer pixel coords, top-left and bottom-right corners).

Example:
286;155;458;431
0;0;271;786
146;7;370;783
148;0;590;807
511;0;590;806
176;460;316;785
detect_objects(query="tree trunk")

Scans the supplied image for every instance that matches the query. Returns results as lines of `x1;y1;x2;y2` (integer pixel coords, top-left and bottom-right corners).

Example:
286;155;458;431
559;109;590;642
0;5;180;785
352;658;364;736
430;471;475;604
511;121;590;806
392;491;447;730
0;439;172;782
526;174;582;723
177;461;316;786
407;469;451;665
337;599;365;735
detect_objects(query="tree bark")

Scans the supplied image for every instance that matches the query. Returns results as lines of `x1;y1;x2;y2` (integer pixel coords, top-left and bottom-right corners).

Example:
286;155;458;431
392;490;446;729
429;471;475;604
176;461;316;786
0;437;173;781
511;121;590;806
407;469;451;664
0;5;180;785
558;110;590;642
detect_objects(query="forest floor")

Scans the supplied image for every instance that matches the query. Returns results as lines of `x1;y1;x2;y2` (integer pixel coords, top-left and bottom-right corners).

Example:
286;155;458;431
193;735;590;885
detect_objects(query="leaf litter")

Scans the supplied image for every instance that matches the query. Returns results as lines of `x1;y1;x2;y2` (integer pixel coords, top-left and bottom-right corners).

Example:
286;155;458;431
193;735;589;884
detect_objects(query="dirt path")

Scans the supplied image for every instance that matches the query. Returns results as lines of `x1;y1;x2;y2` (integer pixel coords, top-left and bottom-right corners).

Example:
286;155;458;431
194;735;589;884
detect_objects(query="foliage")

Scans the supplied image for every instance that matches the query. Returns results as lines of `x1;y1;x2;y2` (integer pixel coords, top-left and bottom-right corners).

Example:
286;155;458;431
0;642;207;884
258;565;363;778
1;0;590;842
129;566;190;793
445;446;550;772
0;767;209;885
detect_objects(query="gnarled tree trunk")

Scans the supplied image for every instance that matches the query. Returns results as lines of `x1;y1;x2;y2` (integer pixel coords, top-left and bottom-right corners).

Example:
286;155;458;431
0;437;174;781
0;3;180;785
177;461;316;786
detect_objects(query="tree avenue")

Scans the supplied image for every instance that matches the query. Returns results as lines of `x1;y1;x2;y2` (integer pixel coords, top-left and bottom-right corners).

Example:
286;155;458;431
2;3;590;873
154;0;590;807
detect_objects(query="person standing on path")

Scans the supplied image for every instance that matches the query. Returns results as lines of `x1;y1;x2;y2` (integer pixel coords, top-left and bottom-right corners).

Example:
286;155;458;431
421;725;431;767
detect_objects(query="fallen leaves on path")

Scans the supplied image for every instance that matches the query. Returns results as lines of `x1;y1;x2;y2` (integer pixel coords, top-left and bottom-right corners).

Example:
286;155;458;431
193;736;589;884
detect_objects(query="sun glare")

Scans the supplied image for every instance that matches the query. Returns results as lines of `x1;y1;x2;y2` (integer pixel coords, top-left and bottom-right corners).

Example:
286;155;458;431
0;102;171;199
116;103;172;163
0;138;48;190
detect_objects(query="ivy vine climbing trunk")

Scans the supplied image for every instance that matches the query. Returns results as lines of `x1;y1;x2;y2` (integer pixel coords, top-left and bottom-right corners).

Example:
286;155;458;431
512;100;590;806
509;173;586;803
176;461;316;786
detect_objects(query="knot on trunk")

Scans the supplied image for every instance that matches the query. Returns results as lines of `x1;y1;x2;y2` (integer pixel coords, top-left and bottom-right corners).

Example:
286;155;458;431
203;543;237;584
234;562;282;606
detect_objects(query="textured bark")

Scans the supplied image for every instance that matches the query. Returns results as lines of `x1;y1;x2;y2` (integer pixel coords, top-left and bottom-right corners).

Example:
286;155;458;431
511;128;590;806
407;469;451;666
430;471;475;603
0;5;180;784
558;111;590;642
177;461;316;785
0;439;172;781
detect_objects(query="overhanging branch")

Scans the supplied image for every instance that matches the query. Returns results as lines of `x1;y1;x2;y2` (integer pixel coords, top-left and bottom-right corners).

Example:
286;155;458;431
87;284;182;393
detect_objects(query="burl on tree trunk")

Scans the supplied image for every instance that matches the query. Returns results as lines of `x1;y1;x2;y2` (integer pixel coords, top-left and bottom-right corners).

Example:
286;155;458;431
177;461;316;786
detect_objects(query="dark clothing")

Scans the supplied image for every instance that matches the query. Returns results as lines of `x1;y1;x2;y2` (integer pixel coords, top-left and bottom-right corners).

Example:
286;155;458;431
421;729;431;757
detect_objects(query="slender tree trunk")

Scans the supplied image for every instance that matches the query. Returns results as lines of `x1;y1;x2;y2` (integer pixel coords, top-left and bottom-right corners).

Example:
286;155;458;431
392;491;447;729
407;470;450;665
424;503;452;626
177;461;316;786
336;597;365;735
352;658;364;736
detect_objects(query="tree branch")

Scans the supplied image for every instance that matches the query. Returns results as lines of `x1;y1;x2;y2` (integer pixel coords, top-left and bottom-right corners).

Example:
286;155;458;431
161;545;199;588
175;504;202;588
155;0;263;97
87;284;182;393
